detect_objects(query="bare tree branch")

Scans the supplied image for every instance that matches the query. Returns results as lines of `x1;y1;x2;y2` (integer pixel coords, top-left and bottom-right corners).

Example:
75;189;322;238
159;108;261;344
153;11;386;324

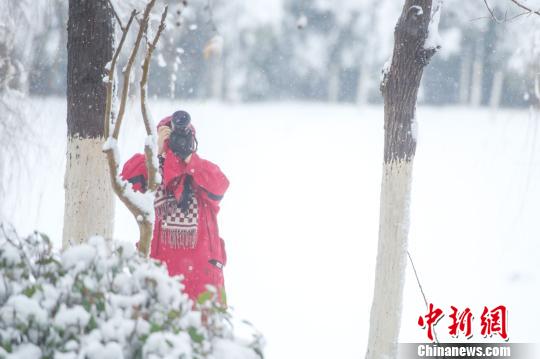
509;0;540;16
102;0;165;257
103;9;137;138
507;10;535;21
112;0;158;140
482;0;539;23
134;6;169;255
141;6;167;191
482;0;505;22
141;6;168;135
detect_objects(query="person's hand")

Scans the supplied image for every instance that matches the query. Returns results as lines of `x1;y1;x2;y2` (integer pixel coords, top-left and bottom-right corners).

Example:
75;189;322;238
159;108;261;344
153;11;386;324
157;126;172;155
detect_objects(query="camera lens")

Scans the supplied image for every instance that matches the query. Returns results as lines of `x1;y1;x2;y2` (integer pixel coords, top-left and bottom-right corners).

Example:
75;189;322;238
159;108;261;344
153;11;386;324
171;110;191;131
169;129;194;159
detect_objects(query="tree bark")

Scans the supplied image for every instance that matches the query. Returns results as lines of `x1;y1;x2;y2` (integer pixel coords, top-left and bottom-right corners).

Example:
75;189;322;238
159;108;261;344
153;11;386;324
63;0;115;248
366;1;438;358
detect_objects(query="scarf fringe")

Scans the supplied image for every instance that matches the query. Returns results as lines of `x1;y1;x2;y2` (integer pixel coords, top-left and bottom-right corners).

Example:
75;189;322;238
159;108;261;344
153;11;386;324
162;227;197;249
155;201;176;218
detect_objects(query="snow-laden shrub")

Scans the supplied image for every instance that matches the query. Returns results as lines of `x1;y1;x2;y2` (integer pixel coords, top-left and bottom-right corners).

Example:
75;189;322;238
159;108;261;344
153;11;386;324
0;225;264;359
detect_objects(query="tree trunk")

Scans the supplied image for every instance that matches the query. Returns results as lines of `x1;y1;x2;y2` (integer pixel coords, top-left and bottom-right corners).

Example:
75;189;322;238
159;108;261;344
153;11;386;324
356;62;371;106
63;0;115;248
470;38;484;107
366;1;438;358
489;70;504;110
209;56;224;100
459;46;471;105
526;68;540;109
328;62;340;102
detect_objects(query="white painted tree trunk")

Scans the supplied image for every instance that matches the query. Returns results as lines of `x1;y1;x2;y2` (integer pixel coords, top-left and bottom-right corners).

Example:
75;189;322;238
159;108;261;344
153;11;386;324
356;62;371;105
64;0;114;249
210;57;224;100
489;70;504;110
459;49;471;105
328;63;340;102
470;40;484;107
63;137;115;248
366;160;413;359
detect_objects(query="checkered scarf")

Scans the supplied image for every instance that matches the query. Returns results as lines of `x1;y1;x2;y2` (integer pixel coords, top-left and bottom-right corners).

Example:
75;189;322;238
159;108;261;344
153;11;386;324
154;182;199;249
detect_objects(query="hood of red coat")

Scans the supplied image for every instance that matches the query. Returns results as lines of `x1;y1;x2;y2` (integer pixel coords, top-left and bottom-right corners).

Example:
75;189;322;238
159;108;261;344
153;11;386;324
120;153;148;192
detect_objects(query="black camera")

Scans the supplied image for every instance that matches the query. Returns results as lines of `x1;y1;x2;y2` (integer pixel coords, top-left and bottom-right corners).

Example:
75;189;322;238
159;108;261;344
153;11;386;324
169;110;196;160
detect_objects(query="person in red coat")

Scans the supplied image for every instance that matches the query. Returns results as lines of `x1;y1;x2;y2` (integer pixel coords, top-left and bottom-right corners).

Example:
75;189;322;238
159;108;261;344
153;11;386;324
121;110;229;303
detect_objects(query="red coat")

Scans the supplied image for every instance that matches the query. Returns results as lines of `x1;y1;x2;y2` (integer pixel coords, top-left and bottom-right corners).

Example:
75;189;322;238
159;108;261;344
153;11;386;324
121;119;229;301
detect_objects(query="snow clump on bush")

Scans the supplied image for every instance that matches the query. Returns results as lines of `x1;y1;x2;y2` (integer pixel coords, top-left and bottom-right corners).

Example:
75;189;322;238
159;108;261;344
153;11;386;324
0;225;264;359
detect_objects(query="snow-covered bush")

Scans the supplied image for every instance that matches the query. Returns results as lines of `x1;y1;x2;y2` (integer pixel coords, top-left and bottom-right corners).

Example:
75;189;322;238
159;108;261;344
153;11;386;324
0;225;264;358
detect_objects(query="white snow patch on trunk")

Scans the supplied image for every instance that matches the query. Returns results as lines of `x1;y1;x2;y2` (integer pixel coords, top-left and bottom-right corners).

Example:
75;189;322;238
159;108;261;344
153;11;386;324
410;5;423;16
424;0;444;50
366;159;414;359
63;136;115;249
381;58;392;82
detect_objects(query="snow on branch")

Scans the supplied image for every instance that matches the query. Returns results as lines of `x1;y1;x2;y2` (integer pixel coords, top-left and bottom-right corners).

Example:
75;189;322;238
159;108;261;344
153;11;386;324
102;138;154;219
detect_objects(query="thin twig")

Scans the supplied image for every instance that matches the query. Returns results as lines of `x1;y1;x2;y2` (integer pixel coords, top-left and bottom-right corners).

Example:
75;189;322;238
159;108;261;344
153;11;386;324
483;0;505;22
108;0;125;29
140;6;168;136
481;0;540;23
112;0;158;140
1;225;35;280
103;9;137;138
407;250;440;344
508;10;535;21
509;0;540;16
140;5;168;198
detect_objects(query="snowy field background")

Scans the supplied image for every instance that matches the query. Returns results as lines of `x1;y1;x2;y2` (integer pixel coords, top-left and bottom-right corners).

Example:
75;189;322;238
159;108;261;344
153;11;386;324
4;97;539;358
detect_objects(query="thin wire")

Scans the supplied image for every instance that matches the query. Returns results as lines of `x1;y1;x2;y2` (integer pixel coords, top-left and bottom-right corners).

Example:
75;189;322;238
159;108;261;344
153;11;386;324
407;250;440;344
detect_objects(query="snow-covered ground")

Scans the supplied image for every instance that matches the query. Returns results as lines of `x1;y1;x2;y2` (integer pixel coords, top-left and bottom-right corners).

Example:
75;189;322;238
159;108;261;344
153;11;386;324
4;98;539;358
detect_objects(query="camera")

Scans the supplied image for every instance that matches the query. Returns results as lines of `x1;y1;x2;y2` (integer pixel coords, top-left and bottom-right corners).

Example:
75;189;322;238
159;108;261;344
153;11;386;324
168;111;196;160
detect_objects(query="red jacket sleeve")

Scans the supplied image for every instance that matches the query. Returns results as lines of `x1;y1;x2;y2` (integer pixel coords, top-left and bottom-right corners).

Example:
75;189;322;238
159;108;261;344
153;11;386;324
185;153;229;207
